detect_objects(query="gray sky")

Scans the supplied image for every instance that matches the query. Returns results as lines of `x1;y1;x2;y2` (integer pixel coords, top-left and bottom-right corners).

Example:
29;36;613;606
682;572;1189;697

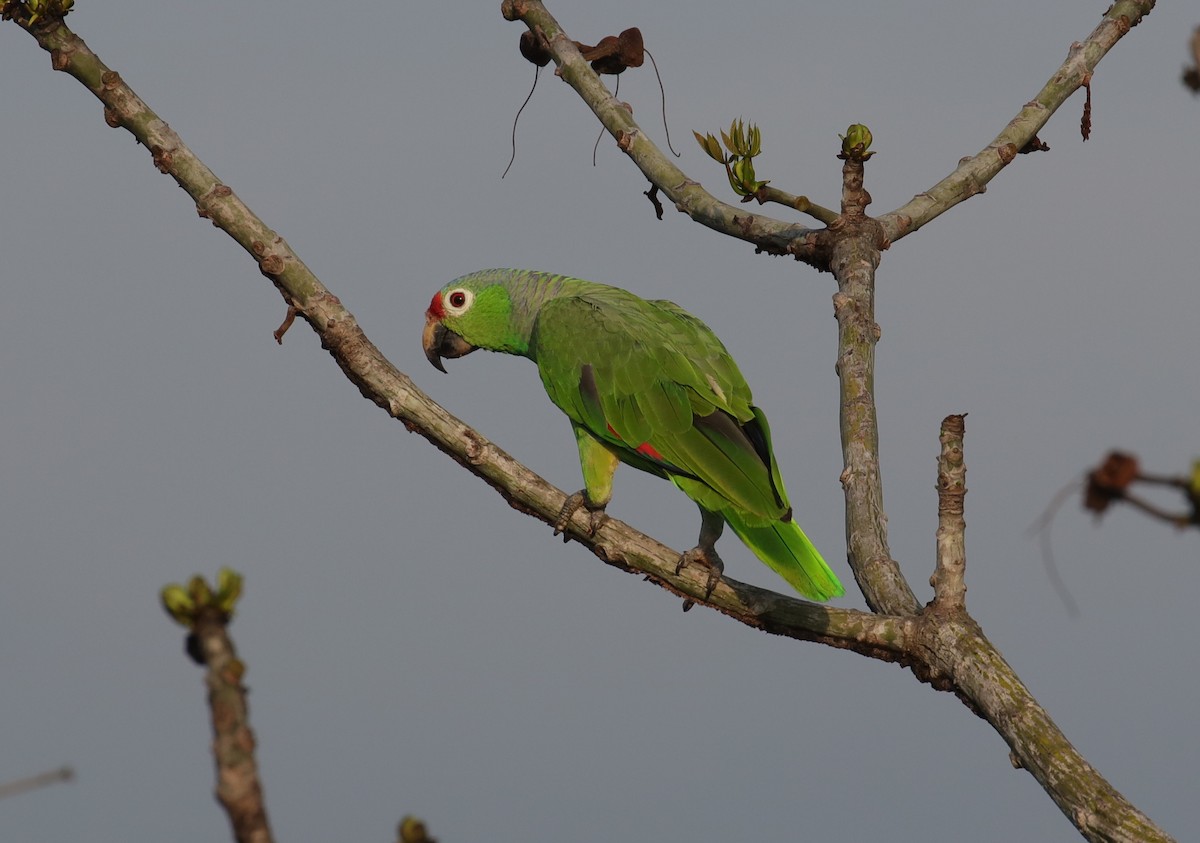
1;1;1196;840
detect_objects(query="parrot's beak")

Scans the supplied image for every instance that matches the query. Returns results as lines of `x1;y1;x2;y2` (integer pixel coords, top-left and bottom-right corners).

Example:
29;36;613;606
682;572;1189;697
423;314;477;372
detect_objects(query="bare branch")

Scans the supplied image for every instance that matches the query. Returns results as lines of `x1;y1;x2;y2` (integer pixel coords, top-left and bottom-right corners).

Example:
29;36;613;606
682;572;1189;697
828;148;916;615
500;0;1154;263
930;414;968;611
1081;451;1198;527
879;1;1154;241
500;0;825;263
916;611;1170;843
910;419;1167;843
755;185;839;226
160;569;272;843
192;607;275;843
0;766;74;800
1183;25;1200;92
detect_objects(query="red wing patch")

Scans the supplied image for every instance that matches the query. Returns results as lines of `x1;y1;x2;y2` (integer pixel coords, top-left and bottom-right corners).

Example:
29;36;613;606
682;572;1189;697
606;423;667;463
636;441;666;461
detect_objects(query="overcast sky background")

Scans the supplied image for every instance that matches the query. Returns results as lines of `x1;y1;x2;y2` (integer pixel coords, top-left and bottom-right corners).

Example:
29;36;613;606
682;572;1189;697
0;2;1196;841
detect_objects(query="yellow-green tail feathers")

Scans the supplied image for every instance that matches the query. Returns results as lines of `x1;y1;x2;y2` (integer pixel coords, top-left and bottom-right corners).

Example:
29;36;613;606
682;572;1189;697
724;513;844;601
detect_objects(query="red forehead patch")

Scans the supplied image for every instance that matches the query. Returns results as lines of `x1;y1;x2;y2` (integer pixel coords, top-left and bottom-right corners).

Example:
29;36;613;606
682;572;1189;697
427;291;445;319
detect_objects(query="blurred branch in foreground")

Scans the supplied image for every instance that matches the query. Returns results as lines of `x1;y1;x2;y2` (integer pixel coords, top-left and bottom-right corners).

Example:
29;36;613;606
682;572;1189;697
1029;451;1199;616
1183;25;1200;93
0;766;74;800
1081;451;1200;528
160;569;275;843
397;815;439;843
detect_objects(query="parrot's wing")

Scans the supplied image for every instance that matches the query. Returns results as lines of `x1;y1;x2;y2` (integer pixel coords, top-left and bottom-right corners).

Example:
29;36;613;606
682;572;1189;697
531;293;788;521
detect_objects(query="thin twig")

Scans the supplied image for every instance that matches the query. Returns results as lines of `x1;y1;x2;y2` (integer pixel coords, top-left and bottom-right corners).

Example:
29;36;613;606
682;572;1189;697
755;185;838;226
592;74;618;166
643;48;679;157
503;65;541;179
1122;492;1192;527
0;766;74;800
1025;477;1083;617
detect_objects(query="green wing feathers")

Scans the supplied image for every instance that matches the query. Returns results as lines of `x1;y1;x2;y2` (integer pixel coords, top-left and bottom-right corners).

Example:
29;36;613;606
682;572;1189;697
513;275;844;600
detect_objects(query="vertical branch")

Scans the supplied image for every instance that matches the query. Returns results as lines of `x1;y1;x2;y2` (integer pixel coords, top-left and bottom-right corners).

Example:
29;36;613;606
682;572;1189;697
830;149;920;616
192;609;275;843
931;414;967;610
16;20;323;312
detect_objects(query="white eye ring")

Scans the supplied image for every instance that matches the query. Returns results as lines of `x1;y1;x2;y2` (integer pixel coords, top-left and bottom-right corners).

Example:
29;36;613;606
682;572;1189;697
444;288;474;315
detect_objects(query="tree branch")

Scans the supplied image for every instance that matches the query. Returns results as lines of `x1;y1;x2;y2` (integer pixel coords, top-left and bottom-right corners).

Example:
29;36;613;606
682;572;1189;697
931;414;967;611
192;607;275;843
914;609;1169;843
903;416;1170;843
753;186;839;226
500;0;828;264
0;766;73;800
879;0;1155;241
827;147;920;616
7;13;907;659
500;0;1154;258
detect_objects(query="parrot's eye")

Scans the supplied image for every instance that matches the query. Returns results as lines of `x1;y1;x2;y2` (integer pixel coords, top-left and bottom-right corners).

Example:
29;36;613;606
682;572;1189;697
445;288;473;314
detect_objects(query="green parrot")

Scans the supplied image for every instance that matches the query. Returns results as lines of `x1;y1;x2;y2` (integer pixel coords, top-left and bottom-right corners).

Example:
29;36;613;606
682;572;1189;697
422;269;844;601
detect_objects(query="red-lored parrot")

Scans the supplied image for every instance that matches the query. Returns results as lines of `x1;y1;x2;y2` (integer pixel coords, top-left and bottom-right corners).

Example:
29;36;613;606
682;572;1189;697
423;269;843;601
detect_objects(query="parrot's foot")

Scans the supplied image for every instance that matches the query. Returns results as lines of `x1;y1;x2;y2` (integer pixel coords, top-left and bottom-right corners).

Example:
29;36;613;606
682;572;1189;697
676;544;725;600
553;491;609;542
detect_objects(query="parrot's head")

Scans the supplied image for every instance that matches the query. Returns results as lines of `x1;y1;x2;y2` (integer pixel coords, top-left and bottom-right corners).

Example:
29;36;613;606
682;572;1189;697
423;273;527;371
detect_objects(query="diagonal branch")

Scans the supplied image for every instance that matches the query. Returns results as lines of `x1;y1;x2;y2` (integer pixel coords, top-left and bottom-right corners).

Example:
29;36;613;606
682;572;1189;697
914;609;1171;843
500;0;827;265
0;766;73;800
880;0;1155;242
754;185;839;226
8;15;906;660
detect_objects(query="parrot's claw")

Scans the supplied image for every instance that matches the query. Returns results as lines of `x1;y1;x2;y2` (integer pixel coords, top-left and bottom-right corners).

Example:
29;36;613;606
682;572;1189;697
553;491;609;542
676;544;725;600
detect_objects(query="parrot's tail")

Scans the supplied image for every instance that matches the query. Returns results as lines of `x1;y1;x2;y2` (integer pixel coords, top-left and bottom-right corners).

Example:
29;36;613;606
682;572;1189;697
725;513;845;601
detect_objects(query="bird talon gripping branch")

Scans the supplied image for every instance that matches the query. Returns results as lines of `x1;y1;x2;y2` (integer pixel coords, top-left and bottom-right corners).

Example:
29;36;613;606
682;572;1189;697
676;545;724;599
552;490;606;539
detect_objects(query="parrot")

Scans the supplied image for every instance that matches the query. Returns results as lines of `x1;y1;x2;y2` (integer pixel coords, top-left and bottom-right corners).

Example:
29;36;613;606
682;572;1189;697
422;269;844;602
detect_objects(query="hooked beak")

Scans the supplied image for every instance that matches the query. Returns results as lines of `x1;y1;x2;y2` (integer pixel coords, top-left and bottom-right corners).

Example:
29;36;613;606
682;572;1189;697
423;314;477;373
